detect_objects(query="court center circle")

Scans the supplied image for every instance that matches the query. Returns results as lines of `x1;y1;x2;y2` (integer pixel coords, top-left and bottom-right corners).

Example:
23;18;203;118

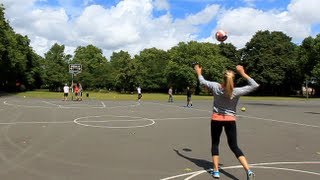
73;115;155;129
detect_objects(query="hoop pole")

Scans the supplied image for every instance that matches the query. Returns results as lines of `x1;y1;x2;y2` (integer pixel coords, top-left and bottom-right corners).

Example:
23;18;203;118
71;73;74;100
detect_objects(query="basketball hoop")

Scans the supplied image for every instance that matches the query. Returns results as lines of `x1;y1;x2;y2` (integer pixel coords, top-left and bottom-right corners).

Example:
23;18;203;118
68;64;82;98
69;64;82;74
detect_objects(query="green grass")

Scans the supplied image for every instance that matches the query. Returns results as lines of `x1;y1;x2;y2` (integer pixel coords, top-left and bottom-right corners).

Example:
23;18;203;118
14;90;314;101
16;90;207;100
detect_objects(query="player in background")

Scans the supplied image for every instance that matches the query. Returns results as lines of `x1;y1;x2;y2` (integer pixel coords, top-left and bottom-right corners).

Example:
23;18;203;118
186;86;193;107
137;86;142;102
77;82;83;101
168;86;174;102
63;83;69;101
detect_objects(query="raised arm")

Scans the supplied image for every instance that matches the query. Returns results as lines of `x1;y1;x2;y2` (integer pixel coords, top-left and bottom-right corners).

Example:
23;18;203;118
194;64;220;93
194;64;202;77
235;65;259;96
236;65;251;80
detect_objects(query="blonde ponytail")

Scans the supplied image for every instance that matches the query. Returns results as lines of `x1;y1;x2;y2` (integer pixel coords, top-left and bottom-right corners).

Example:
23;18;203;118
224;70;234;99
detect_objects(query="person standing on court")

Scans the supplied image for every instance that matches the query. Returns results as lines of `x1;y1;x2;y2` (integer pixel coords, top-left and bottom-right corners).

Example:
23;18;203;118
63;83;69;101
77;82;83;101
137;86;142;102
194;64;259;179
168;86;174;102
186;86;193;107
74;83;79;101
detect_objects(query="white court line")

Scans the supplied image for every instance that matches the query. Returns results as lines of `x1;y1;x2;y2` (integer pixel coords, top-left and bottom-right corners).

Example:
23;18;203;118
101;101;106;108
58;105;104;109
152;117;208;121
239;114;320;128
3;100;136;109
183;166;320;180
2;100;319;128
145;102;210;112
160;161;320;180
42;101;61;107
63;104;137;109
0;117;206;126
73;115;156;129
160;171;202;180
0;121;73;125
74;116;155;129
147;102;320;128
4;101;52;109
249;166;320;176
184;171;205;180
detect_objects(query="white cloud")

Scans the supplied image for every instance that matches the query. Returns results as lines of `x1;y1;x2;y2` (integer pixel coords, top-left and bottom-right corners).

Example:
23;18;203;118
49;0;219;57
2;0;319;58
153;0;170;11
181;4;220;25
242;0;277;7
242;0;256;7
2;0;221;58
209;4;313;48
29;8;71;41
2;0;37;16
288;0;320;24
83;0;94;6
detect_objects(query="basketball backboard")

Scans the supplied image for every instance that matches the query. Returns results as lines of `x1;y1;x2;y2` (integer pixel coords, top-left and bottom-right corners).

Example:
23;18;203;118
69;64;82;74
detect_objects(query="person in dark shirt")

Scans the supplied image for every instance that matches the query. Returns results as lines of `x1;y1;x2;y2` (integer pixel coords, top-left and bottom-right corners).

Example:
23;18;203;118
186;86;192;107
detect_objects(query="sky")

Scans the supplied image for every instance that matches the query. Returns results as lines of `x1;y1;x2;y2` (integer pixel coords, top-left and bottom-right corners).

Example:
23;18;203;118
2;0;320;58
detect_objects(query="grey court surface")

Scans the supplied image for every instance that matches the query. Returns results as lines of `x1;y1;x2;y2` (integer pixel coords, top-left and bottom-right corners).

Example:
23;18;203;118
0;95;319;180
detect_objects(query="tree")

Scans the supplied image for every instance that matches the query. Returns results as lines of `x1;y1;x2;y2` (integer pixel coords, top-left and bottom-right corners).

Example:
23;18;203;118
241;30;298;95
165;61;196;93
0;4;43;91
71;45;110;89
167;41;231;94
110;50;136;92
298;34;320;95
43;43;70;91
134;48;169;92
218;42;240;65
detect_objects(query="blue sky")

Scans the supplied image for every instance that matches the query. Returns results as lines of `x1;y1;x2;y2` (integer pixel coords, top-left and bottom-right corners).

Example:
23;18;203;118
2;0;320;58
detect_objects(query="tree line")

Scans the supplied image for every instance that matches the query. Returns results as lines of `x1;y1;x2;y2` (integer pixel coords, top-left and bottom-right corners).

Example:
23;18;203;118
1;5;320;96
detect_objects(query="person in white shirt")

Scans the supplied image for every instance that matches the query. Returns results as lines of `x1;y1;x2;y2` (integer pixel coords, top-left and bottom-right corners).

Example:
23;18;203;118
63;84;70;101
137;86;142;102
168;87;173;102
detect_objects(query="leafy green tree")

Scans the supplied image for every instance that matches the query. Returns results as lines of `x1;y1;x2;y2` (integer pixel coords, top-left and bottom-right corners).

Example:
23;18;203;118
43;43;70;91
241;30;298;95
218;42;240;65
298;34;320;95
300;35;320;79
71;45;110;89
0;4;43;91
110;50;136;92
167;41;231;94
23;44;44;89
134;48;169;92
310;35;320;81
165;61;196;93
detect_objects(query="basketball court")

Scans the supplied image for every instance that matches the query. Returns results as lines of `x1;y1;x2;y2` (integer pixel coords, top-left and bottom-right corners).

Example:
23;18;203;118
0;95;319;180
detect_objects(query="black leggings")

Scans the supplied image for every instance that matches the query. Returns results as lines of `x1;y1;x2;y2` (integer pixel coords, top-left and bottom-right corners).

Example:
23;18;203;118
211;120;244;158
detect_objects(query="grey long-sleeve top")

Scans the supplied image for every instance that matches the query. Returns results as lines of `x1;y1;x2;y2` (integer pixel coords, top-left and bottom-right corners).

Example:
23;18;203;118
198;75;259;116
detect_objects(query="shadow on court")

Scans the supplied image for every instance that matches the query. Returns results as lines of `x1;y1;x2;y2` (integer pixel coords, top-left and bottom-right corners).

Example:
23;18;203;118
173;149;239;180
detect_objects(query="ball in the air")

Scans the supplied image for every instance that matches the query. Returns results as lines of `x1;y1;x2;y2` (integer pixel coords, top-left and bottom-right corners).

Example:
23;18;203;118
215;30;228;42
241;107;246;112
